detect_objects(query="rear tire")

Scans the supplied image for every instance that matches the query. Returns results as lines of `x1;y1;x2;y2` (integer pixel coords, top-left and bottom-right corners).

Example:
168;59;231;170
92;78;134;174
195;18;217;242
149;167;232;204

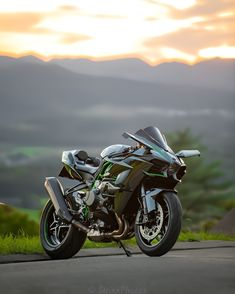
40;200;87;259
135;192;182;256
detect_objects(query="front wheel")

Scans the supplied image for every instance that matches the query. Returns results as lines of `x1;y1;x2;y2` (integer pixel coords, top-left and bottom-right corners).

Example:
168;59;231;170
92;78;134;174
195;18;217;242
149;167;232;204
135;192;182;256
40;200;87;259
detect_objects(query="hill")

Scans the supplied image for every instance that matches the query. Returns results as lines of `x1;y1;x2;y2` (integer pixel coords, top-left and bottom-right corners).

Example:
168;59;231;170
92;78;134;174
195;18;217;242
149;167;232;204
50;57;235;92
0;55;234;207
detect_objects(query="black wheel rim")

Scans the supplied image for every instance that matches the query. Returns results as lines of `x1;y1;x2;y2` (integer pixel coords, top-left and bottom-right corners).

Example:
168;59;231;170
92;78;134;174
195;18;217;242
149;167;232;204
44;202;72;247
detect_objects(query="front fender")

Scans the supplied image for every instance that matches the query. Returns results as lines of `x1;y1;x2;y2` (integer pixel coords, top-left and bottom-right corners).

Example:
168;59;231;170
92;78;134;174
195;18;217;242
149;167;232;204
145;188;177;213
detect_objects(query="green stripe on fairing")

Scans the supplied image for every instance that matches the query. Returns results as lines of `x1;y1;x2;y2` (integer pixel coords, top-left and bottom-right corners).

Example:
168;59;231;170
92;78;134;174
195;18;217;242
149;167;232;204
92;161;113;187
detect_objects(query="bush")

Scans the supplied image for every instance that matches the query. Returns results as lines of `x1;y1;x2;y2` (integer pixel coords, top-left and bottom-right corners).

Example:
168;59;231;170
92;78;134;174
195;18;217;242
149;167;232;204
0;204;39;236
167;129;235;230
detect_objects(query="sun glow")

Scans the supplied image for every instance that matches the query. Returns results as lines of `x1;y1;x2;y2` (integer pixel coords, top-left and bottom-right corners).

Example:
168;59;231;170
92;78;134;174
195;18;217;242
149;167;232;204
199;46;235;59
0;0;234;64
157;0;197;10
161;47;196;63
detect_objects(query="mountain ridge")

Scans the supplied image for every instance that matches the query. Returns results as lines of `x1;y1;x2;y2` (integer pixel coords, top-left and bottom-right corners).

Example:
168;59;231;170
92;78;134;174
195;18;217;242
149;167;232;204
0;57;234;147
1;55;235;91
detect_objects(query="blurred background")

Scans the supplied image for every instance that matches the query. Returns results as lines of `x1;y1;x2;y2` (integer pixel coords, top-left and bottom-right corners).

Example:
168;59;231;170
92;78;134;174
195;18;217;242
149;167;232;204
0;0;234;232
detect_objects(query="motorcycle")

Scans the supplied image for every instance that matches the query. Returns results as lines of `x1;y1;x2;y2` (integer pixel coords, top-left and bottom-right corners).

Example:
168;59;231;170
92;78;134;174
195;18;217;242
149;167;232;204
40;126;200;259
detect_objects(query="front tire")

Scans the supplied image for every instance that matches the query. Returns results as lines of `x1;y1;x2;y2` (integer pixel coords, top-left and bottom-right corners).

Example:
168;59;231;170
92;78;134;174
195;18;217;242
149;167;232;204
135;192;182;256
40;200;87;259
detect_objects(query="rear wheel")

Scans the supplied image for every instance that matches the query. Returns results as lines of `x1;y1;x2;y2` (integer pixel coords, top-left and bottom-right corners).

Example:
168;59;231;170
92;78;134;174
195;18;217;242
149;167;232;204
40;200;86;259
135;192;182;256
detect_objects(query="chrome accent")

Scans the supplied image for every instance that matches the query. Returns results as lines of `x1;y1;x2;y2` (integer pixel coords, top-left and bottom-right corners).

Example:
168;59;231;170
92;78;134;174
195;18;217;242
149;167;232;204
98;181;120;194
139;204;164;241
112;216;129;240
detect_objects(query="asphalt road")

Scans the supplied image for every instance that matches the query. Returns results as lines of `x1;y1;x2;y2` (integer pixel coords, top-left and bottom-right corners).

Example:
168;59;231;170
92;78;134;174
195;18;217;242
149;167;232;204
0;243;234;294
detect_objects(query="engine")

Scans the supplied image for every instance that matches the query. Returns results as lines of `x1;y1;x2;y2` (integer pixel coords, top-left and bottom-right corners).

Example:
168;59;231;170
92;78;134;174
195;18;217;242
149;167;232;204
83;180;120;210
71;180;122;241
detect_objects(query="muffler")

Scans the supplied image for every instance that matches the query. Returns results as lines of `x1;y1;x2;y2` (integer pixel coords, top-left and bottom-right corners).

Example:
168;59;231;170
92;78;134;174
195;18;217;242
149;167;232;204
44;177;88;233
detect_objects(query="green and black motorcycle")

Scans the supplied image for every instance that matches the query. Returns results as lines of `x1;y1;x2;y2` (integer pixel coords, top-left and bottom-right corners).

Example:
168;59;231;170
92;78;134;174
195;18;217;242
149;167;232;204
40;126;200;259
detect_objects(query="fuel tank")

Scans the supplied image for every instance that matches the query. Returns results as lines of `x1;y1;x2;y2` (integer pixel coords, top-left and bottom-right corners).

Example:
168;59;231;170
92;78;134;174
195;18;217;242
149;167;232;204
101;144;130;158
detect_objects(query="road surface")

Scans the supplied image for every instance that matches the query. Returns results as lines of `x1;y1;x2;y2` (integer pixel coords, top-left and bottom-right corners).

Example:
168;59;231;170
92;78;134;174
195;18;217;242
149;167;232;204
0;242;234;294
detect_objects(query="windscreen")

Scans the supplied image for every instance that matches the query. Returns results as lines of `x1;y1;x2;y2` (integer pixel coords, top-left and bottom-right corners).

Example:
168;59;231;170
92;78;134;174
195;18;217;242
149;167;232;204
135;126;169;151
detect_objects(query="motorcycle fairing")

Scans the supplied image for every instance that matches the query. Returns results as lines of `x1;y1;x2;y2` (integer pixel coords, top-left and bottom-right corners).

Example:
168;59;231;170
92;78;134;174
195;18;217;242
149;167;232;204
123;126;170;151
60;150;100;181
101;144;131;159
123;127;174;164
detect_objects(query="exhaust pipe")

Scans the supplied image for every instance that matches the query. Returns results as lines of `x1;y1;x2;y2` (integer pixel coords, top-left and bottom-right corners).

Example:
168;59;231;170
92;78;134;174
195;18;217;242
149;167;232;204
87;213;128;242
112;217;129;241
44;177;88;233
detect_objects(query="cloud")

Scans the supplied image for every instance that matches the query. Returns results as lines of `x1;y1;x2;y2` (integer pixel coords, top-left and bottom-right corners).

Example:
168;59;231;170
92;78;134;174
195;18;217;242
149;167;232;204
145;0;197;10
143;1;235;59
145;24;235;56
0;10;93;51
58;5;80;12
0;13;43;32
167;0;235;19
92;14;126;19
0;0;234;63
60;33;92;44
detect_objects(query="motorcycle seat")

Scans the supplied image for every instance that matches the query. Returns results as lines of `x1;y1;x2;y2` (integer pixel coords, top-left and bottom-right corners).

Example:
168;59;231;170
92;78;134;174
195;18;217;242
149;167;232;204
75;157;101;175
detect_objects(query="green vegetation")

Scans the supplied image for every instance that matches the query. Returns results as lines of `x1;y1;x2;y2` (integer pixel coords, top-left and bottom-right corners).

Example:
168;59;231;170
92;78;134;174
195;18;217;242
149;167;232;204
178;231;235;242
0;205;39;236
0;231;234;255
0;235;43;254
10;146;51;158
18;208;41;223
168;129;235;230
0;205;234;255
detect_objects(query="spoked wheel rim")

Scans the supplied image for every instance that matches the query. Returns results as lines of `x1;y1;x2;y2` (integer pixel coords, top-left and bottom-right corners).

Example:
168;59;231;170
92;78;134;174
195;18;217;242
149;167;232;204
137;198;170;248
44;203;72;247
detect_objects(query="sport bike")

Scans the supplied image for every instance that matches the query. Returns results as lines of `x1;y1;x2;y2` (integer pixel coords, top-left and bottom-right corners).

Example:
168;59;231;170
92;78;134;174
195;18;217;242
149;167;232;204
40;126;200;259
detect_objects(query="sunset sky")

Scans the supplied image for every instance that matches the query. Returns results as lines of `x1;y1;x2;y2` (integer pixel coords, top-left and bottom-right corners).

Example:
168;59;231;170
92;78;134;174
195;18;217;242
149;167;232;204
0;0;234;64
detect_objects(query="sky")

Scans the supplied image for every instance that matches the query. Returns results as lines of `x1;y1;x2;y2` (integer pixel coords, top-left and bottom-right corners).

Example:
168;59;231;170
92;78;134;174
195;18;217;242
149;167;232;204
0;0;234;64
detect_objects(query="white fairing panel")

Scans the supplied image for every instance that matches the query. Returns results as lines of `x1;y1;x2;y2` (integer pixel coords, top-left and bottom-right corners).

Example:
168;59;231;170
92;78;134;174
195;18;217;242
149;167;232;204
100;144;130;158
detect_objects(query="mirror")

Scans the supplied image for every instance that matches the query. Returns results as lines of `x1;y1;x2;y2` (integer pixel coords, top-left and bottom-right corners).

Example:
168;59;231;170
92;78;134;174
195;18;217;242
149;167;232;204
176;150;200;158
122;132;129;139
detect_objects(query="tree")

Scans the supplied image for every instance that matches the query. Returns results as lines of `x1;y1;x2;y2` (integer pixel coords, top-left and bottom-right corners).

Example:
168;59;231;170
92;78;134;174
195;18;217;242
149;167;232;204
167;129;235;230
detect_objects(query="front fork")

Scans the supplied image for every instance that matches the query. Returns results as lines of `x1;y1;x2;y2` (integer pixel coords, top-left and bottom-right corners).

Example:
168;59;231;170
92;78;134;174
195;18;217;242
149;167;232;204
138;184;156;224
141;184;157;215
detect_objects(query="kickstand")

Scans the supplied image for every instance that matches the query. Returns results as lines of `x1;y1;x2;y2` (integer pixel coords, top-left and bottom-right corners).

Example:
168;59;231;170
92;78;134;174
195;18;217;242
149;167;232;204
117;241;132;257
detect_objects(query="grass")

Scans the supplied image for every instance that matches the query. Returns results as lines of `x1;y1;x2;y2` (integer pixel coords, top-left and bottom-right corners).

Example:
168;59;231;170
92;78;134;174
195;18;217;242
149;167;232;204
0;235;43;255
179;231;235;242
0;231;234;255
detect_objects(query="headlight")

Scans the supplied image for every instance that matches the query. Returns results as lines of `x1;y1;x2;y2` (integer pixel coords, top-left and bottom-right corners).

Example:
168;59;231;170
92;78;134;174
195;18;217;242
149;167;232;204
151;159;169;172
168;162;186;180
167;162;180;176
